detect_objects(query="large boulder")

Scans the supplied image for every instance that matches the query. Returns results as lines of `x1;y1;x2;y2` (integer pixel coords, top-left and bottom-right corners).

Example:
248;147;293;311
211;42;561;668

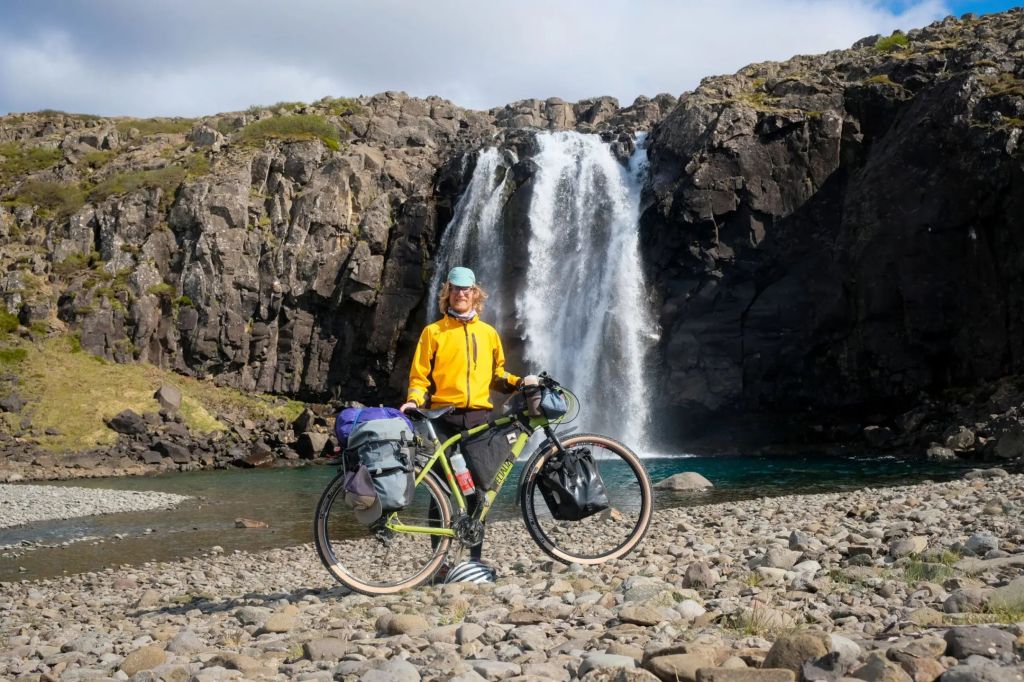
154;384;182;412
0;393;25;413
295;431;330;459
107;409;147;435
655;472;713;490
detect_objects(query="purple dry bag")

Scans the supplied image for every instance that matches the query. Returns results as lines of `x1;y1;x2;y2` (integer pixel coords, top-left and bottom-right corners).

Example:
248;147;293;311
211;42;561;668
334;407;413;448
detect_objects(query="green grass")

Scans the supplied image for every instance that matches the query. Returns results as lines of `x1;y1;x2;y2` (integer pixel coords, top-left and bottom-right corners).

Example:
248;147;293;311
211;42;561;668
31;109;102;121
88;166;186;203
81;150;116;169
323;97;364;117
0;309;19;336
183;151;211;176
876;32;910;52
237;114;341;151
904;560;956;583
8;180;86;218
115;118;195;137
0;335;305;451
0;143;63;181
146;283;176;298
53;250;103;276
87;152;211;204
0;347;28;365
952;602;1024;625
215;118;243;135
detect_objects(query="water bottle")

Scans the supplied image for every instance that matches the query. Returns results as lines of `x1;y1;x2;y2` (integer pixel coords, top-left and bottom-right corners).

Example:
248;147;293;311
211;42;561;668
450;452;476;495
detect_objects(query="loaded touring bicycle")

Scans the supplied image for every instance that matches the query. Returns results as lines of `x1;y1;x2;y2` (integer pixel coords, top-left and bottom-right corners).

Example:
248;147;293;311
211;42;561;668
314;373;654;595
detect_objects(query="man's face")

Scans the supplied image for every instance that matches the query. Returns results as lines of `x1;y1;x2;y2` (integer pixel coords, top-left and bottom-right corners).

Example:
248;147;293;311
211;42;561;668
450;285;477;314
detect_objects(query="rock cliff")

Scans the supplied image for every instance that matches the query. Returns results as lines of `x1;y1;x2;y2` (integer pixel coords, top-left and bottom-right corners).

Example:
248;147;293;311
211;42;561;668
0;93;669;409
2;9;1024;457
641;10;1024;451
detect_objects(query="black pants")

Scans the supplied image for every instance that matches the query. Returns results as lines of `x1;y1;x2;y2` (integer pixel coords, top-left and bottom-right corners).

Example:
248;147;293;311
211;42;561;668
431;409;489;561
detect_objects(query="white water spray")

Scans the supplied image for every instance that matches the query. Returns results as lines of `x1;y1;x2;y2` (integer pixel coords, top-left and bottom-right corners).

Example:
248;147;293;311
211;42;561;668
430;148;516;325
435;132;657;449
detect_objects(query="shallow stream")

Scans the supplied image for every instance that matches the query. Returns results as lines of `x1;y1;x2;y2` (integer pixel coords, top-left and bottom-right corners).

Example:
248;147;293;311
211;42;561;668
0;451;1001;583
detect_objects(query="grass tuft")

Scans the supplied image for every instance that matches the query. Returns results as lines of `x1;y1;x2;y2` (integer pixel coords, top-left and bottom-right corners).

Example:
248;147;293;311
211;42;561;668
0;347;28;365
0;309;19;336
8;180;86;218
81;150;116;169
876;32;910;52
0;143;63;181
88;166;186;203
146;283;176;298
237;114;341;151
115;118;195;137
741;571;765;588
725;607;792;637
53;250;103;276
32;109;102;121
323;97;364;117
905;560;956;583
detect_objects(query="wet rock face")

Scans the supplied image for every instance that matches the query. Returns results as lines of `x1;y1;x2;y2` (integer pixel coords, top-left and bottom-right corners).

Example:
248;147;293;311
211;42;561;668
642;10;1024;437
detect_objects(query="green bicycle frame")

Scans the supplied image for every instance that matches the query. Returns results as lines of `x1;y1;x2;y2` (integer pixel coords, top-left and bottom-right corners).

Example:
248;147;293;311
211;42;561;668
384;414;551;537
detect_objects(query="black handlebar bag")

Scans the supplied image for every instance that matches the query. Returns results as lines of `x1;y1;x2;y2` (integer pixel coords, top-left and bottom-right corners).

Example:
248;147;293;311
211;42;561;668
537;446;610;521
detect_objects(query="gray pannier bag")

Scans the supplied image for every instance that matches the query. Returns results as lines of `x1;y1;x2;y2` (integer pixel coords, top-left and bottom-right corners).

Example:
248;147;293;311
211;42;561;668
346;417;416;513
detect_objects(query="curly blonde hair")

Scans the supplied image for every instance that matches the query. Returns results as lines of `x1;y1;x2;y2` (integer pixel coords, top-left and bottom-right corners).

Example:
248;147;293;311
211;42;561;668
438;281;488;315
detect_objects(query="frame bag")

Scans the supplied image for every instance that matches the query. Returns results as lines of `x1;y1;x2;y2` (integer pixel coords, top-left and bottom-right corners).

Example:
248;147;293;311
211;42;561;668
537;446;610;521
462;422;520;491
346;417;415;512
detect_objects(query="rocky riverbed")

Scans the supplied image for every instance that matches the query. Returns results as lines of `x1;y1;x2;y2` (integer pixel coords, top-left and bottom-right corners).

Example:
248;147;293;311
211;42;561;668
2;472;1023;681
0;484;190;530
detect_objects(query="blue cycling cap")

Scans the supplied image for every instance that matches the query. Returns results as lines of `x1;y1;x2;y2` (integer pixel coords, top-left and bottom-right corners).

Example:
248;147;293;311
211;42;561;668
447;266;476;287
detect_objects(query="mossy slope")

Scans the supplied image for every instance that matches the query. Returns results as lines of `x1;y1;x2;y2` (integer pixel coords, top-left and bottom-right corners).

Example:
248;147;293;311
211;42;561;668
0;335;303;452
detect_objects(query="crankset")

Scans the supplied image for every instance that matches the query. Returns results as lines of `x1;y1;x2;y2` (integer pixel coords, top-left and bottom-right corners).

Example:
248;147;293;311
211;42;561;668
452;515;485;547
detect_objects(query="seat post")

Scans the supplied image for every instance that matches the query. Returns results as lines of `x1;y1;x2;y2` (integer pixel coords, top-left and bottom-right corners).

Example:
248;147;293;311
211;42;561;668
423;419;440;444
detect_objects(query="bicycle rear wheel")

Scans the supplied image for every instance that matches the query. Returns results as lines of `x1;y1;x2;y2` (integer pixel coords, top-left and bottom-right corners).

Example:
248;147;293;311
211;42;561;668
519;433;653;565
314;468;452;595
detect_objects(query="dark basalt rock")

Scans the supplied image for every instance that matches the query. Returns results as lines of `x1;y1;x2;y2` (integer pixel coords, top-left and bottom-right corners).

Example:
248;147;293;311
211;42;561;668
107;409;147;435
641;9;1024;448
153;439;191;464
0;394;25;413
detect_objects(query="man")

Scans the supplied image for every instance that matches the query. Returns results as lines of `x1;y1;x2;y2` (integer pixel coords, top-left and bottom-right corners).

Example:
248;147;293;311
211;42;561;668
400;266;520;562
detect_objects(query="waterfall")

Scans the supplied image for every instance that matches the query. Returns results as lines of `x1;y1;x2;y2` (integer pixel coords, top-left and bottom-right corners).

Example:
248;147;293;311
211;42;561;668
430;148;516;326
433;132;657;450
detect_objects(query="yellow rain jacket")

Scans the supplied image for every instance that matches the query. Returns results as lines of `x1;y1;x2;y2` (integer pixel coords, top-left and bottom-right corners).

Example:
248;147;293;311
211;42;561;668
406;315;520;410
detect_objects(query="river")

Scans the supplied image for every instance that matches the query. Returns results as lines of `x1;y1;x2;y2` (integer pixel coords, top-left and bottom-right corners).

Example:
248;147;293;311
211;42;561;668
0;452;998;582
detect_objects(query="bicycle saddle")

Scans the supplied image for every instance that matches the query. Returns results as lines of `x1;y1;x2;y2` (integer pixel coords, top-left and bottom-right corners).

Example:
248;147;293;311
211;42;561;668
407;405;455;421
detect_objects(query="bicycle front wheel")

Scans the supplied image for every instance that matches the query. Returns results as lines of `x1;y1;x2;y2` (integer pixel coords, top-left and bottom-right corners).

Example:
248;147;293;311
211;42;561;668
519;433;653;565
314;468;453;595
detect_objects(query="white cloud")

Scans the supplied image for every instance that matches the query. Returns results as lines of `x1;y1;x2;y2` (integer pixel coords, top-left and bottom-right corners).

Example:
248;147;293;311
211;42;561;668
0;0;953;117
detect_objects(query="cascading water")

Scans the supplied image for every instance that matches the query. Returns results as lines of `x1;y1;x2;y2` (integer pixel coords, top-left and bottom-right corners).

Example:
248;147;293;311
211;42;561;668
434;131;658;450
430;148;517;326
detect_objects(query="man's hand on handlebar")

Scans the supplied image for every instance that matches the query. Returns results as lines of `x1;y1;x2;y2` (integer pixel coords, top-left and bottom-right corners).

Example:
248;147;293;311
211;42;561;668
399;401;417;414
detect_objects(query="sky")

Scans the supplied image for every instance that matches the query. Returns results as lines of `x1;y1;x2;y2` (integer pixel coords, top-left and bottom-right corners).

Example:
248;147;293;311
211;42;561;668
0;0;1020;118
